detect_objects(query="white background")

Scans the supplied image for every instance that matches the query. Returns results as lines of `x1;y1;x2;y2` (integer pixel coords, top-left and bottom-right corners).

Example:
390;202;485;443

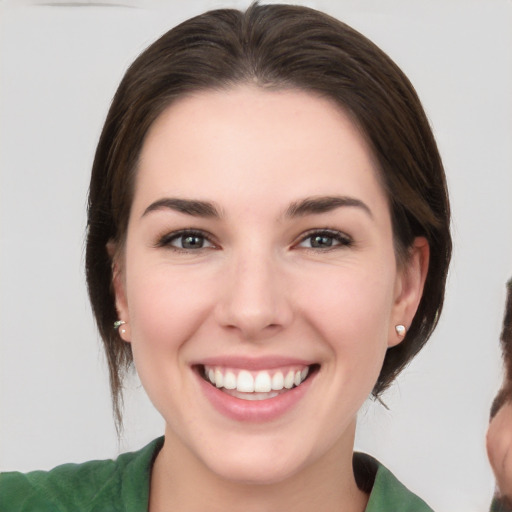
1;1;511;511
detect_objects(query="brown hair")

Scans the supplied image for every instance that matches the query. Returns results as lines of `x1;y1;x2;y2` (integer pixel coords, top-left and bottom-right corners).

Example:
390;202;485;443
490;279;512;418
86;3;452;428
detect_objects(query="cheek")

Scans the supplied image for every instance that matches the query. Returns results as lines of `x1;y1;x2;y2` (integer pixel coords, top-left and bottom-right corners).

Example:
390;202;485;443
125;263;216;355
292;263;396;407
122;263;219;416
297;263;396;349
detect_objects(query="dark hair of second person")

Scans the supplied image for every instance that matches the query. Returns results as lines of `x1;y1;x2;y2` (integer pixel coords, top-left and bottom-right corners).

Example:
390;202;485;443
491;279;512;418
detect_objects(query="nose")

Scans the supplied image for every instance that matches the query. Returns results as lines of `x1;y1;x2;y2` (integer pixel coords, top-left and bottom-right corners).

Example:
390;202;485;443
214;250;293;341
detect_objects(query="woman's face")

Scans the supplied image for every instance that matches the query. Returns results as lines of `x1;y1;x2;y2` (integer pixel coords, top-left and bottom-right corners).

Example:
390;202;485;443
114;86;427;484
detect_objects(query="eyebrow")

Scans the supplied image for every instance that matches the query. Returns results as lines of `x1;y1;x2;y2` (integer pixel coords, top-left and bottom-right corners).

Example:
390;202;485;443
142;198;222;218
142;195;372;220
285;195;373;218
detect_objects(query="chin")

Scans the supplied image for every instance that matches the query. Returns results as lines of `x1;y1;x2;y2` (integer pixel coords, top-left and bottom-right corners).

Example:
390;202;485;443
207;454;306;486
192;436;312;486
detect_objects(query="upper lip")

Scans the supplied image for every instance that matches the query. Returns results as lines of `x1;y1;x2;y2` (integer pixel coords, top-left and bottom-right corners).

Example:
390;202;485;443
191;355;315;371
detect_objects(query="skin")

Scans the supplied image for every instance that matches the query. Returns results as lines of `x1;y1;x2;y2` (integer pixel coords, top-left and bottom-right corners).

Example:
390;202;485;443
488;400;512;501
112;86;429;511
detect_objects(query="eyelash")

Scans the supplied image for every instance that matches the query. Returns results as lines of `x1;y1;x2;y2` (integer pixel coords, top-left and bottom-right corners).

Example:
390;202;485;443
155;228;353;252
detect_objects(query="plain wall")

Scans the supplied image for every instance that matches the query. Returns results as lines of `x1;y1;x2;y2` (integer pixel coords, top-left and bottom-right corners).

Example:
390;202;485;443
1;1;511;511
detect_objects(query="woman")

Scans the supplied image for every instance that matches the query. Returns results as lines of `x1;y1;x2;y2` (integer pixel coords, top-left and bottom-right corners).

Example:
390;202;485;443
488;279;512;511
0;3;451;510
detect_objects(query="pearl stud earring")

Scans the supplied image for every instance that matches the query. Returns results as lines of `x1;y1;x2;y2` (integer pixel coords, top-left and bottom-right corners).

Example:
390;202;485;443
395;324;406;337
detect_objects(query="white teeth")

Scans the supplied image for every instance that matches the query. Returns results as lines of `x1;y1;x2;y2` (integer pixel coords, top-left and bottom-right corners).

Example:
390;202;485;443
271;371;284;390
203;365;312;394
284;370;295;389
254;371;272;392
223;371;237;390
214;369;224;388
237;370;254;392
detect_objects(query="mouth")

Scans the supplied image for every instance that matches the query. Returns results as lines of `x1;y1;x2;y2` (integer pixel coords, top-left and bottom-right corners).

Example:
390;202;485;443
196;363;319;401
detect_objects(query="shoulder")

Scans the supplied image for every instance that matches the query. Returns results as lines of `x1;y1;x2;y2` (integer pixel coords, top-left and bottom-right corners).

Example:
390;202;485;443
0;437;163;512
354;452;434;512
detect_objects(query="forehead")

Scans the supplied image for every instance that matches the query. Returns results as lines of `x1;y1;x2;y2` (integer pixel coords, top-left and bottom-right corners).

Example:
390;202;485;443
133;85;386;215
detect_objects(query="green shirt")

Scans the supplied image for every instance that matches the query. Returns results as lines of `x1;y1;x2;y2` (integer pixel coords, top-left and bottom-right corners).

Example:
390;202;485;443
491;496;512;512
0;438;433;511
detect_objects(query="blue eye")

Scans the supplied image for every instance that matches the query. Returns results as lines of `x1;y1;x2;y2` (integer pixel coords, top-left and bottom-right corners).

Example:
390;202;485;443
157;230;215;250
298;230;352;249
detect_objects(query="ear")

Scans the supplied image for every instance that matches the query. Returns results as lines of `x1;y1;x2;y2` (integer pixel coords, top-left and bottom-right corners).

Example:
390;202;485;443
388;237;430;348
107;240;131;342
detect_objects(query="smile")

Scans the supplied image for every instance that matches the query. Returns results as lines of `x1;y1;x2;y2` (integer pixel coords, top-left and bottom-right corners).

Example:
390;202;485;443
200;365;315;401
194;360;319;422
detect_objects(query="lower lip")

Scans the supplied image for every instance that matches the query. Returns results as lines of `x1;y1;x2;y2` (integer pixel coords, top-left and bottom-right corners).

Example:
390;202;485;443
196;369;315;422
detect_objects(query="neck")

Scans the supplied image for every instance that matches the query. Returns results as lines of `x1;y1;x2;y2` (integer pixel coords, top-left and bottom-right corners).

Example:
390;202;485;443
149;422;368;512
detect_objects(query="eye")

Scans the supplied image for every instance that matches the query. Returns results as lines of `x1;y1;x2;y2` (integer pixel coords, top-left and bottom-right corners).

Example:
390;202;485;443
156;230;216;251
297;229;352;250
